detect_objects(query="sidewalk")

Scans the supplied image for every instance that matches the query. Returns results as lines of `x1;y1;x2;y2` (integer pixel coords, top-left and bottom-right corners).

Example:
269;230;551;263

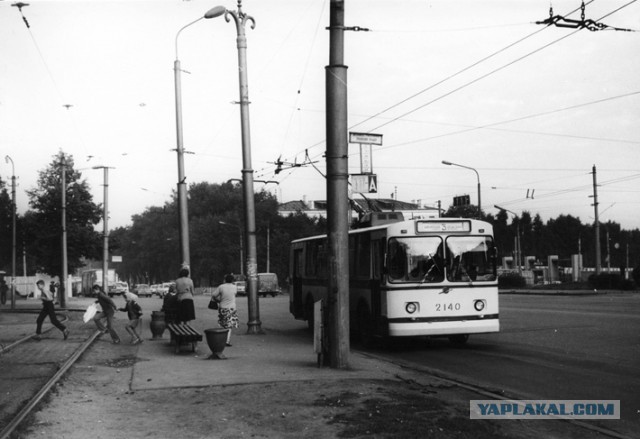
129;295;398;391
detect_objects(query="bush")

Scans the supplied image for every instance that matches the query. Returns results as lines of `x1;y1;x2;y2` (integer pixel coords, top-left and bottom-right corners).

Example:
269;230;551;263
498;272;527;289
588;273;634;290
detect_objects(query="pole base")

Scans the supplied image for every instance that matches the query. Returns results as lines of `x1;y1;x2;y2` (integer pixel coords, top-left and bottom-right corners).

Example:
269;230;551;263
246;321;264;335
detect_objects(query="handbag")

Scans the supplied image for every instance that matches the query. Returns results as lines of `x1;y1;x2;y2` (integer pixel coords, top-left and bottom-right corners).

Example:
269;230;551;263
208;297;219;310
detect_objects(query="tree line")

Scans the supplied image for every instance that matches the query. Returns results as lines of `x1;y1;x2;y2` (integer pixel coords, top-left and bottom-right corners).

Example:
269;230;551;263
1;151;639;291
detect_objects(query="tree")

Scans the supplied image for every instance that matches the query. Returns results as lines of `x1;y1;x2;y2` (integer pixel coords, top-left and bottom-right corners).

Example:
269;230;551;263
112;181;326;288
24;151;102;279
442;204;482;220
0;175;13;272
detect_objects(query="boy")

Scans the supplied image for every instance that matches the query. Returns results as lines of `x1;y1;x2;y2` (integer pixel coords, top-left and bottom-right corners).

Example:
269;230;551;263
92;284;121;344
34;279;69;340
119;292;143;344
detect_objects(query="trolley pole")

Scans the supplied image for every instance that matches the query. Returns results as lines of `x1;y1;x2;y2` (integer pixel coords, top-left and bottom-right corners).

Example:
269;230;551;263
325;0;350;368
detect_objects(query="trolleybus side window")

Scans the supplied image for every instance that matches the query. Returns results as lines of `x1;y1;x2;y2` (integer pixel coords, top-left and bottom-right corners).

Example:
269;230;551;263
387;237;444;283
445;236;496;282
305;241;328;278
350;233;371;278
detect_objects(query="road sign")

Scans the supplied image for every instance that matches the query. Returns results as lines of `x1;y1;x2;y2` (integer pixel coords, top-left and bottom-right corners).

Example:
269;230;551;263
351;174;378;193
349;132;383;145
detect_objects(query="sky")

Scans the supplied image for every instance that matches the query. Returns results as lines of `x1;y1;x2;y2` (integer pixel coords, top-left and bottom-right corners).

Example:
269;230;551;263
1;0;639;231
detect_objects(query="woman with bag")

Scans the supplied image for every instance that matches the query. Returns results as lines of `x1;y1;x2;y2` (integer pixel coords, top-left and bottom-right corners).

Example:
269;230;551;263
211;274;238;346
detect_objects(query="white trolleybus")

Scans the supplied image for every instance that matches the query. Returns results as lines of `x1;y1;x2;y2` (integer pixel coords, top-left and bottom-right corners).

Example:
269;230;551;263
289;214;499;344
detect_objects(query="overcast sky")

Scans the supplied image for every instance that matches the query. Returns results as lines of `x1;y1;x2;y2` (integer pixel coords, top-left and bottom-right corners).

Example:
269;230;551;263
1;0;639;230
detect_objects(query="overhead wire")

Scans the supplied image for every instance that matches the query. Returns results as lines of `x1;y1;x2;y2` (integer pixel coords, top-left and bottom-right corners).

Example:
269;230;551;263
10;4;90;158
375;90;640;152
261;1;603;175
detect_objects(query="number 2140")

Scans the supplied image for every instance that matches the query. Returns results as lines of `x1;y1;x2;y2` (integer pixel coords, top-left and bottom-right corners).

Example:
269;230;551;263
435;303;461;311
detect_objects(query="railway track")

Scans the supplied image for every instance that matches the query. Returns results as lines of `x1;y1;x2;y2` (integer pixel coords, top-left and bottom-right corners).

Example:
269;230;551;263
0;311;99;439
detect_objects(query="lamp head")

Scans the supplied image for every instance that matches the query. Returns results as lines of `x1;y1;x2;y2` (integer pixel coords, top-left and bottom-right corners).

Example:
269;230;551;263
204;6;226;19
442;160;452;165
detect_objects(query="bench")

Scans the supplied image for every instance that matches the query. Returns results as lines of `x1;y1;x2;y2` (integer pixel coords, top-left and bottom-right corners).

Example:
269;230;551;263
166;322;202;354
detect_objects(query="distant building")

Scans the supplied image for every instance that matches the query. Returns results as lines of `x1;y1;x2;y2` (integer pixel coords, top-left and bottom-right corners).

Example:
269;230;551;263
278;197;440;221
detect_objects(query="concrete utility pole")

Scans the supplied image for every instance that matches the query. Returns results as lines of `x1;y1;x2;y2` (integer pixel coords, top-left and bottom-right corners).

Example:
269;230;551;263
94;167;111;292
5;155;16;309
60;158;68;308
592;165;602;274
325;0;350;368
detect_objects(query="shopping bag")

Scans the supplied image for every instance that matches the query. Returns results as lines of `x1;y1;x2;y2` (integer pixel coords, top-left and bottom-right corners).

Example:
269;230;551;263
208;298;219;310
83;303;99;323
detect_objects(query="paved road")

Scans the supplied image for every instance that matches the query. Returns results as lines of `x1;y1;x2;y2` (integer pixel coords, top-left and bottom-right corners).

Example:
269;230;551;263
364;293;640;438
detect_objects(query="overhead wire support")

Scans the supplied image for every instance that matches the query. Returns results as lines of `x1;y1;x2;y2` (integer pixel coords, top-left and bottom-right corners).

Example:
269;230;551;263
11;2;30;28
536;1;636;32
270;150;319;175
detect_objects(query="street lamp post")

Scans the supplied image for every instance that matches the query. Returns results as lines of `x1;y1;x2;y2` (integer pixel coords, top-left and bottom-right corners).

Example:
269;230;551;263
5;155;16;309
210;1;261;334
442;160;481;216
174;6;226;269
495;205;521;273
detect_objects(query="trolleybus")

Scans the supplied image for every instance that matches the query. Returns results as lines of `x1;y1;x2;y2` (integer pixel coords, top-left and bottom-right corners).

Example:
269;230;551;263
289;215;499;344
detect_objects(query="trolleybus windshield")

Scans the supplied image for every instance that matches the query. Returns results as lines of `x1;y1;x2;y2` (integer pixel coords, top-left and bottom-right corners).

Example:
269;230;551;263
387;235;496;283
388;237;444;283
445;236;496;282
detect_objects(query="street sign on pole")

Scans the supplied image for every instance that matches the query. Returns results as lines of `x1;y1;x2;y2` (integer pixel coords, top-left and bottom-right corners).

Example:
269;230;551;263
351;174;378;194
349;132;382;175
349;132;383;145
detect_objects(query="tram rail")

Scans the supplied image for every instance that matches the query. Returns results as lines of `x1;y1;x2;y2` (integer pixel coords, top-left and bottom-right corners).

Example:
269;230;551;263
0;310;99;439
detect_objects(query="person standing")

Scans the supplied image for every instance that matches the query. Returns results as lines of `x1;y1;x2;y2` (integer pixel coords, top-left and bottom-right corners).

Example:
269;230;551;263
175;267;195;323
119;292;143;344
161;284;179;325
33;279;69;340
211;274;239;346
92;284;121;344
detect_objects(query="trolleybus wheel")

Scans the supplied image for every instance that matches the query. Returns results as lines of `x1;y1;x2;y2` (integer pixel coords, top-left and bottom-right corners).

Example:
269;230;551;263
448;334;469;345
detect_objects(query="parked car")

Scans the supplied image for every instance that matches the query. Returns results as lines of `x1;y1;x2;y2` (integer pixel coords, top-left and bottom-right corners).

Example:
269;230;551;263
133;284;151;297
108;281;129;297
154;282;173;298
233;274;246;296
149;284;159;296
257;273;281;298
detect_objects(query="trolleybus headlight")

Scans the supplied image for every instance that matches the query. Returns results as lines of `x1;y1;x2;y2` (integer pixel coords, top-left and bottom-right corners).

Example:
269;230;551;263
474;299;486;311
405;302;419;314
